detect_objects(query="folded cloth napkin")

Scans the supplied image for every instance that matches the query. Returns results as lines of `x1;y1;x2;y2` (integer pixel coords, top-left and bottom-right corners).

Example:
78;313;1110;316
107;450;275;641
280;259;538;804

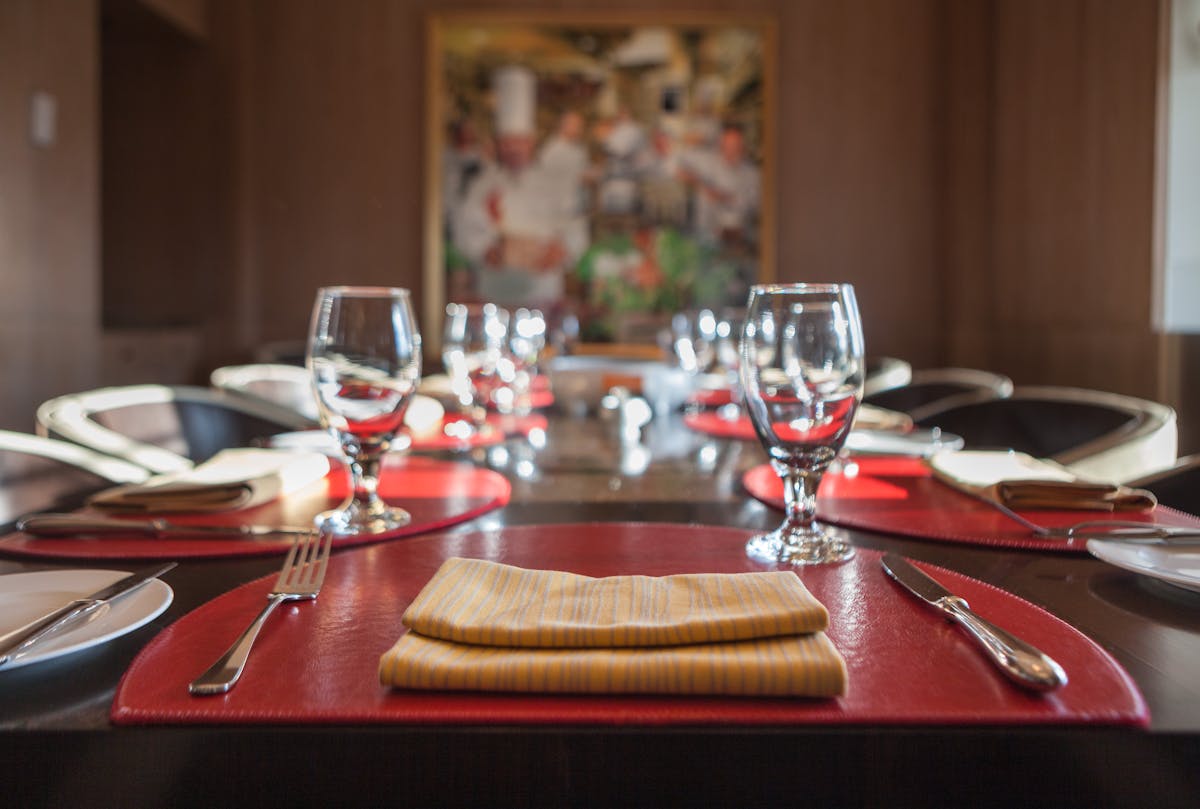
928;450;1156;512
379;557;847;697
854;404;914;433
89;448;330;513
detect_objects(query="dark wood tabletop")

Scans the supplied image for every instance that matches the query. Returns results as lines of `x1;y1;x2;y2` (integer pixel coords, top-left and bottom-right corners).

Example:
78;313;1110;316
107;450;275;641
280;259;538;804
2;409;1198;808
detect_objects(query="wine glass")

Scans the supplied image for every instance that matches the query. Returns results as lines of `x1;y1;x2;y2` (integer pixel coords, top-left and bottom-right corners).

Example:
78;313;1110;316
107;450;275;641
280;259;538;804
713;307;745;420
740;283;865;565
442;302;508;433
494;307;547;415
307;286;422;535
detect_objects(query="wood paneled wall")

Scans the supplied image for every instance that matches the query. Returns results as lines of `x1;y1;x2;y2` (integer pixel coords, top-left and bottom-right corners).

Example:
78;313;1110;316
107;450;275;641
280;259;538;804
944;0;1167;399
0;0;101;431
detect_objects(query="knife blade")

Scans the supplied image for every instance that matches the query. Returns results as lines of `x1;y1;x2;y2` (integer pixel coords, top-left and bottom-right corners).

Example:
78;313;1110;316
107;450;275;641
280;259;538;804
880;553;1067;691
0;562;177;667
17;514;312;540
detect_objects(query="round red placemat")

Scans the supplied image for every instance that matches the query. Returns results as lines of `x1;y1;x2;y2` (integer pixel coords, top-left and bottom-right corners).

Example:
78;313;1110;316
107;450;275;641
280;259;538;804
683;410;755;440
0;456;510;561
686;388;734;408
111;522;1146;728
742;456;1200;552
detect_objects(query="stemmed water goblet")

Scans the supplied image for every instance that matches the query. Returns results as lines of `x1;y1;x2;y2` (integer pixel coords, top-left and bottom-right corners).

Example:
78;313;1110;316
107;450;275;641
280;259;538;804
494;307;547;415
442;302;508;435
307;286;422;535
740;283;865;565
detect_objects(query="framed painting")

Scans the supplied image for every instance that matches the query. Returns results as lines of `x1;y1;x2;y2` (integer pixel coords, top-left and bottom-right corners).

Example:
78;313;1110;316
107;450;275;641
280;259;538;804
425;11;776;347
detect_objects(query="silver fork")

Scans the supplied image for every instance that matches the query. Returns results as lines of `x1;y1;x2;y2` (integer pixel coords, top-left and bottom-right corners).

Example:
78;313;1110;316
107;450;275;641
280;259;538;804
986;499;1200;544
189;528;332;695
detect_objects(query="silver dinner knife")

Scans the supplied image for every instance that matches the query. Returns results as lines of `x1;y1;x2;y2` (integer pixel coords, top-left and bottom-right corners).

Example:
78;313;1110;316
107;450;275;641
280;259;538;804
0;561;177;667
880;553;1068;692
17;514;312;540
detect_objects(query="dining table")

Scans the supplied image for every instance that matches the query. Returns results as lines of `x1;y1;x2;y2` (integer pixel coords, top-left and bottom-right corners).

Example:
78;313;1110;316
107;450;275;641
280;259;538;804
1;401;1199;808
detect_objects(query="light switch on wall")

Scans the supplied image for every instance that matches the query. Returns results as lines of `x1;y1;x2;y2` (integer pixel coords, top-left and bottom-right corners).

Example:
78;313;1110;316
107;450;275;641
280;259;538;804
30;90;57;148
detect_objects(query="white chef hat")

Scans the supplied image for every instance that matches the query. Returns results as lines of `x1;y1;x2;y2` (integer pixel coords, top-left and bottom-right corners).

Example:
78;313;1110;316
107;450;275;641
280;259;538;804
493;65;536;135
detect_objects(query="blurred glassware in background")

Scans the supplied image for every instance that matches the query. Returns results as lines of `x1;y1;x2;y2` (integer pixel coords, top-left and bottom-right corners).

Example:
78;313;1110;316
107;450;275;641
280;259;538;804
493;308;547;416
442;302;508;437
669;309;717;375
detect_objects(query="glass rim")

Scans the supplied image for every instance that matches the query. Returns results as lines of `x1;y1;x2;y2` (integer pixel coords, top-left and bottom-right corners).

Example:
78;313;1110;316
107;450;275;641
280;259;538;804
316;285;411;298
749;283;852;295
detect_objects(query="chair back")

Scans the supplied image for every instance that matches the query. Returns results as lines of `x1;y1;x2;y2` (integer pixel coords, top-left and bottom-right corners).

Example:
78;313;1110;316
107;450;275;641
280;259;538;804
211;364;319;420
865;368;1013;422
863;356;912;397
1127;455;1200;516
916;385;1177;483
37;384;317;474
0;430;149;531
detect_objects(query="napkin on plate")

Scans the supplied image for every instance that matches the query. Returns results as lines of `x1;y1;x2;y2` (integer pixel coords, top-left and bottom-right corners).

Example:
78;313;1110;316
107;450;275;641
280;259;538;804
928;450;1156;511
379;557;847;697
89;448;330;513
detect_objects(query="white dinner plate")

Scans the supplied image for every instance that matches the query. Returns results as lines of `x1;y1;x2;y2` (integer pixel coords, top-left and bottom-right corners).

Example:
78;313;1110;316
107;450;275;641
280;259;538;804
1087;540;1200;594
0;569;173;671
845;429;964;458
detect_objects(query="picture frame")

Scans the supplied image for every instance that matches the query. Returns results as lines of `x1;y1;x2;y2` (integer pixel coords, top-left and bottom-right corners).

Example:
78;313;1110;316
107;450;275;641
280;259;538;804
424;11;776;348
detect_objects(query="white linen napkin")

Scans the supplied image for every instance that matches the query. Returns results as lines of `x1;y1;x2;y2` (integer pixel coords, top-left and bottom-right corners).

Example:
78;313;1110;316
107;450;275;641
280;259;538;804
928;450;1156;511
89;448;329;513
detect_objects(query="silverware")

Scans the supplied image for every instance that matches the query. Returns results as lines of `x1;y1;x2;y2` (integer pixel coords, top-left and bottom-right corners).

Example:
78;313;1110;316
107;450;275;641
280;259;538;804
976;500;1200;544
880;553;1067;692
189;528;332;695
0;562;177;667
17;513;313;540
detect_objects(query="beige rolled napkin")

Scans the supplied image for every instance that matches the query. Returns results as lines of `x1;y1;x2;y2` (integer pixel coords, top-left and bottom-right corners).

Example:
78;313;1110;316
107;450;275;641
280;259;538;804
379;557;847;697
89;448;329;513
928;450;1156;512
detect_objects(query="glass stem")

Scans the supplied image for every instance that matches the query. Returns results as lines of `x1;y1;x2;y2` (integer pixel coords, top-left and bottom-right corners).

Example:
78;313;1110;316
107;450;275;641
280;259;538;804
780;468;820;533
350;452;385;516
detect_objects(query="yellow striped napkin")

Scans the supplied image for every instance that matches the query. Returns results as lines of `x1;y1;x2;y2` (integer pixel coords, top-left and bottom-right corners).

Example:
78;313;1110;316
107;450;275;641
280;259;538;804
379;558;847;697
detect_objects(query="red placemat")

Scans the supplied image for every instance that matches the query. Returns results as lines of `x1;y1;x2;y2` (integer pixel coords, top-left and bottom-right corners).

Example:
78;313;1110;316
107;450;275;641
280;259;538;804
112;522;1146;728
412;413;548;451
0;456;510;561
683;411;755;440
687;388;734;408
743;456;1200;552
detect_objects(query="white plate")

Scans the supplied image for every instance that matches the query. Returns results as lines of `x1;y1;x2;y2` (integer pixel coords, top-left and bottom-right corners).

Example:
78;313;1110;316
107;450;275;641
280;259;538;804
1087;540;1200;594
845;429;965;458
0;569;173;670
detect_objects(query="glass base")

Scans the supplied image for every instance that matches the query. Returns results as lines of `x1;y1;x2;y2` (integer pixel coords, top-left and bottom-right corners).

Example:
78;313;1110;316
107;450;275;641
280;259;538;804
746;525;854;566
317;502;412;536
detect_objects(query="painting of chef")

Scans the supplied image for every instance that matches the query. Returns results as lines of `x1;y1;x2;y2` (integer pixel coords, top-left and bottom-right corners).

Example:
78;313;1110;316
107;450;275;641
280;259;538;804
430;15;775;343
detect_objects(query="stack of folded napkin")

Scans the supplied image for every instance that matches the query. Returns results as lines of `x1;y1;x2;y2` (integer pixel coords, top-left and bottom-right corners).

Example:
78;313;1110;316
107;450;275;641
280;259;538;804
89;448;330;513
928;450;1156;511
379;557;847;697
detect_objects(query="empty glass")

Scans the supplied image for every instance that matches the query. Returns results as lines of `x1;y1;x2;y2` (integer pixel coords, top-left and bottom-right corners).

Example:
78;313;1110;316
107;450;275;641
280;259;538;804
740;284;865;565
494;307;547;415
307;286;422;535
442;302;508;433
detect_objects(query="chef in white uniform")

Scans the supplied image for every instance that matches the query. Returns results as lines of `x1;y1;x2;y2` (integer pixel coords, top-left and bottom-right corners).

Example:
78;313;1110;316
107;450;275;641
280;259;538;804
451;66;589;308
680;124;761;248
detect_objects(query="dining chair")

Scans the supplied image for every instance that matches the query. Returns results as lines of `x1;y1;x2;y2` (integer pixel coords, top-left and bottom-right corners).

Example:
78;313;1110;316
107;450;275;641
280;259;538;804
864;367;1014;423
863;356;913;397
210;363;320;420
915;385;1178;483
1126;454;1200;516
36;384;317;474
0;430;150;531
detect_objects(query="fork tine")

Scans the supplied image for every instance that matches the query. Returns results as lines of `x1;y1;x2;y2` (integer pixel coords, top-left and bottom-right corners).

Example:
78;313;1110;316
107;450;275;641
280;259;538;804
274;530;307;589
308;530;333;589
